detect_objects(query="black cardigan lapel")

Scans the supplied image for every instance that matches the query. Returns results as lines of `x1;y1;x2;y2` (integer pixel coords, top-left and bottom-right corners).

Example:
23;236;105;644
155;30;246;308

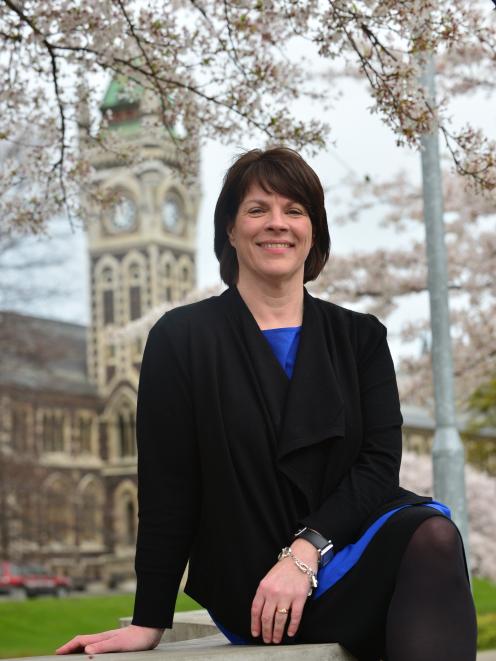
220;286;346;509
277;289;346;504
220;286;289;440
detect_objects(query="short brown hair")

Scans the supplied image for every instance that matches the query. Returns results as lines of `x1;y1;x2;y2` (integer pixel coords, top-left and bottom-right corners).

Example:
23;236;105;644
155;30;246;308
214;147;330;285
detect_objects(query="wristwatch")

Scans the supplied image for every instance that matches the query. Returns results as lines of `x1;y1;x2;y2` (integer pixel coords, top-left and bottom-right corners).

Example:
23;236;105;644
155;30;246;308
294;526;334;568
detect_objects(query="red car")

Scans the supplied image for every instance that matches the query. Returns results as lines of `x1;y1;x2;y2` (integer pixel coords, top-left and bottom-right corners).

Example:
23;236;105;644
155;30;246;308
0;562;71;598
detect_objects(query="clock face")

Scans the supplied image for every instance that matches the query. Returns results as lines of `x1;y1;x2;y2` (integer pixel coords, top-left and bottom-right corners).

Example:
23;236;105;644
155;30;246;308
112;196;137;232
162;194;183;233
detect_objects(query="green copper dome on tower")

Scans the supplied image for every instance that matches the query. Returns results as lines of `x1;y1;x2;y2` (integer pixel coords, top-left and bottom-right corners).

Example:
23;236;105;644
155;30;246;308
100;75;144;132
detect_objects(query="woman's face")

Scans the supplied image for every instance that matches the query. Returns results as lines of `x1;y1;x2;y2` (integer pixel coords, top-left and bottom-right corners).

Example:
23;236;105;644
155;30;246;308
228;182;314;286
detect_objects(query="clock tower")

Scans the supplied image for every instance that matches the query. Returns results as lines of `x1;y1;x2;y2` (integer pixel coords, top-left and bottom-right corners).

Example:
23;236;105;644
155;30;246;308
79;76;200;486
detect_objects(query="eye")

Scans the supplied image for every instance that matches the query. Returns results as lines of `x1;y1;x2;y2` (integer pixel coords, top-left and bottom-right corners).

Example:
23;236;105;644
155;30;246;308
248;207;265;215
287;207;305;216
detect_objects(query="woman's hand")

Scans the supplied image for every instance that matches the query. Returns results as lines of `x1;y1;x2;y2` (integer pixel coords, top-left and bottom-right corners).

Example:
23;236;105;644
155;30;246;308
251;539;318;644
55;624;164;655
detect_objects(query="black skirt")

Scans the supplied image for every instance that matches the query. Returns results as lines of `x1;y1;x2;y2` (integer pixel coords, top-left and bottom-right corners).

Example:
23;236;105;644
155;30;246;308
292;506;468;661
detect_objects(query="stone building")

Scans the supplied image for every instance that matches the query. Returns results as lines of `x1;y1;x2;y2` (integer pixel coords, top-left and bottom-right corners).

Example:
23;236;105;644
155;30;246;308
0;78;199;586
0;79;494;588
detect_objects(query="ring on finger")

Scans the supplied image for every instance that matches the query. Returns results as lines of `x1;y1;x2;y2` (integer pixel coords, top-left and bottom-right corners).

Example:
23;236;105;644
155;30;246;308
276;607;289;615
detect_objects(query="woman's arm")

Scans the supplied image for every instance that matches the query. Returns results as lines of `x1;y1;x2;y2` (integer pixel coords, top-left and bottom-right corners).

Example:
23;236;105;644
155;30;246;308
132;315;200;628
298;313;403;550
57;314;199;653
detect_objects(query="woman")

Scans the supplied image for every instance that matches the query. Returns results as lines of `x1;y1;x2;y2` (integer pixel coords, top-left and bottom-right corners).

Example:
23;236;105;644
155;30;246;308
57;148;476;660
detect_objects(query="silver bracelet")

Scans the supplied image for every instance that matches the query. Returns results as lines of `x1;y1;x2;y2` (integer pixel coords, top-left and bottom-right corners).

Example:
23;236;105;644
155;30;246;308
278;546;318;596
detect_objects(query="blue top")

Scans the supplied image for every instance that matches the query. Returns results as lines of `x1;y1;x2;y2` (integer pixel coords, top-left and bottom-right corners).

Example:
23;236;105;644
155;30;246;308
261;326;302;378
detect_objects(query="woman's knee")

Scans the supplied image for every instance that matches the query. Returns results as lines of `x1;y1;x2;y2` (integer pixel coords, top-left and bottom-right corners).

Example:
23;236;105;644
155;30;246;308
406;516;463;563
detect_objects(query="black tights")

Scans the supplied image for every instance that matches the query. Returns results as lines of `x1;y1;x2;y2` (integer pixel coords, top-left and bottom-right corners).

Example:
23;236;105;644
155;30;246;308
385;516;477;661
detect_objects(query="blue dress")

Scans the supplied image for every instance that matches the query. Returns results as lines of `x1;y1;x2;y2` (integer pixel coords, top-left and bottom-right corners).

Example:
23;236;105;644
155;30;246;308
210;326;452;649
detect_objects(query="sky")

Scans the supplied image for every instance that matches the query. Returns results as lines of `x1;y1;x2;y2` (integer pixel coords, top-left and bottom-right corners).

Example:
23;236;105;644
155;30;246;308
9;51;494;366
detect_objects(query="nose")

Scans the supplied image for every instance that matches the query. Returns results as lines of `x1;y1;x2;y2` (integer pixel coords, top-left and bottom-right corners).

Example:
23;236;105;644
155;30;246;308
265;205;288;231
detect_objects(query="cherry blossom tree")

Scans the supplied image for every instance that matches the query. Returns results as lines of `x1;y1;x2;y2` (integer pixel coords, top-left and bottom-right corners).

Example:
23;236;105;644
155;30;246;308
0;223;71;313
0;134;75;344
3;0;494;444
1;0;495;234
310;167;496;412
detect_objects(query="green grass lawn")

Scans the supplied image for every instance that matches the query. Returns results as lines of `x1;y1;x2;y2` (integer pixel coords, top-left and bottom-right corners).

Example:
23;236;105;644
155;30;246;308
0;580;495;658
473;578;496;651
474;577;496;615
0;592;201;659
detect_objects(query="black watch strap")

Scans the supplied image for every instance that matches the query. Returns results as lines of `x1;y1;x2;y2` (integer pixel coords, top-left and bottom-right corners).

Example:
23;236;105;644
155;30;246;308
294;526;334;567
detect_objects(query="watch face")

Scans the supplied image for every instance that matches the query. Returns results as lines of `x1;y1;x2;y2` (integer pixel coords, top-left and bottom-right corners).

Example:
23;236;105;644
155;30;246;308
162;194;183;232
112;196;137;231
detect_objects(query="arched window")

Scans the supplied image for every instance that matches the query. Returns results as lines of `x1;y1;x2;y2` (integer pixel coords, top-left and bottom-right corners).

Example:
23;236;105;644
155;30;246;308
44;477;72;544
117;402;136;458
125;499;136;545
94;256;120;389
79;480;104;544
42;413;53;452
159;252;176;303
118;413;128;455
103;290;115;325
176;256;193;301
12;407;28;452
42;413;65;453
113;481;138;547
54;417;64;451
80;488;97;541
131;336;143;372
101;267;116;326
78;417;93;454
128;263;142;320
105;342;117;385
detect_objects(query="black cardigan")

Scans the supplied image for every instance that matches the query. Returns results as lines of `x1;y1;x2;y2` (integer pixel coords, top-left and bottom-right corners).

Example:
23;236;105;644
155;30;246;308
131;286;430;638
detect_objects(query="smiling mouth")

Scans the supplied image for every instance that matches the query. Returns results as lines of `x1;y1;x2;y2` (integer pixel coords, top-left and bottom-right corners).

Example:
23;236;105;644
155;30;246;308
257;242;294;248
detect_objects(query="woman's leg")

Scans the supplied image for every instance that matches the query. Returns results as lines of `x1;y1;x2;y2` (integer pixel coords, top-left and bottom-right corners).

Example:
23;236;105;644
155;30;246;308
385;516;477;661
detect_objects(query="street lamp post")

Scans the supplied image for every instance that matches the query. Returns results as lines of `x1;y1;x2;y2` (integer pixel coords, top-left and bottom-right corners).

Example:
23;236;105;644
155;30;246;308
419;52;470;566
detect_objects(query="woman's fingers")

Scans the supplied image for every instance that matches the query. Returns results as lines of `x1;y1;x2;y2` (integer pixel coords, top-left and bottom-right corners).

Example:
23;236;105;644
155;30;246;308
261;599;277;644
55;630;120;654
253;595;302;644
287;597;305;638
56;624;164;655
85;635;128;654
251;590;264;637
251;558;313;643
272;608;290;644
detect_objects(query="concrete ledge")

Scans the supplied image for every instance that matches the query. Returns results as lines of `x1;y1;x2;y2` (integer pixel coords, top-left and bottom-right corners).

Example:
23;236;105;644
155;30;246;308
4;639;495;661
154;634;357;660
120;611;356;658
2;635;356;661
120;609;218;643
4;609;494;660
